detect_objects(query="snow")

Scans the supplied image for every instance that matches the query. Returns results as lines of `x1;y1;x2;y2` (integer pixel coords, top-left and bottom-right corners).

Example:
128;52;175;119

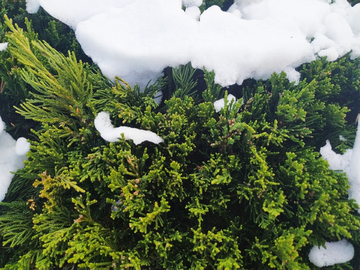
29;0;137;29
323;12;354;57
308;239;354;267
94;111;163;145
185;6;201;20
15;137;31;156
0;117;4;134
348;121;360;211
339;135;347;141
213;94;237;113
316;121;360;266
25;0;40;14
320;121;360;214
30;0;360;89
347;4;360;34
320;140;352;172
182;0;202;7
0;43;8;51
0;117;30;202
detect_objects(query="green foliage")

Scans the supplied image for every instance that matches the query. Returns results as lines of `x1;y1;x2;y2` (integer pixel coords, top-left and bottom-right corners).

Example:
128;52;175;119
1;9;360;270
200;0;229;12
0;0;91;139
4;15;110;131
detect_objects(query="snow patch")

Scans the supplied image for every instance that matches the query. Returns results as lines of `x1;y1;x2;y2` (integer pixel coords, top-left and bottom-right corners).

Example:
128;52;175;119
185;6;201;20
0;43;8;51
25;0;40;14
320;121;360;214
182;0;202;7
309;239;354;267
0;117;30;202
213;94;237;113
94;112;163;145
15;137;31;156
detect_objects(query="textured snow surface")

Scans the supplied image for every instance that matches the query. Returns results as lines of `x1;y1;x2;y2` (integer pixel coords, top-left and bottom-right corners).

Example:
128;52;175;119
30;0;360;89
25;0;40;14
15;137;31;156
0;42;8;51
213;94;237;113
308;239;354;267
320;140;352;172
94;111;164;145
182;0;203;7
348;121;360;213
0;117;29;202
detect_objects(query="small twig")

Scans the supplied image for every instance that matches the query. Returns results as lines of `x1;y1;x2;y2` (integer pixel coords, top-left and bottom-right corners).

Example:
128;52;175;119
0;79;5;93
356;113;360;125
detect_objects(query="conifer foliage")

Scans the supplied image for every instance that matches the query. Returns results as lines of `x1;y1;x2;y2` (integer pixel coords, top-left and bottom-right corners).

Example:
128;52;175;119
1;3;360;270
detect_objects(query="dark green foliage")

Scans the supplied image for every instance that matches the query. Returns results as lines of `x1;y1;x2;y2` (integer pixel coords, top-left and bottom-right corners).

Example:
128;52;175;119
1;16;360;270
200;0;232;12
350;0;360;6
298;56;360;152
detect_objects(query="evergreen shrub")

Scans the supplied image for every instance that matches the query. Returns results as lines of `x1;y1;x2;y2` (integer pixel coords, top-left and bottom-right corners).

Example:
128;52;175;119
1;2;360;269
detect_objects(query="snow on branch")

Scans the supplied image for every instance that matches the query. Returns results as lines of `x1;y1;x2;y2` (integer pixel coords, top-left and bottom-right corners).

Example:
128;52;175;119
308;239;354;267
0;42;8;51
94;111;164;145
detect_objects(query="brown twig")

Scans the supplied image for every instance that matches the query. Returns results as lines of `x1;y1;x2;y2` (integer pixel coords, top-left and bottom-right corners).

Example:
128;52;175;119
0;79;5;93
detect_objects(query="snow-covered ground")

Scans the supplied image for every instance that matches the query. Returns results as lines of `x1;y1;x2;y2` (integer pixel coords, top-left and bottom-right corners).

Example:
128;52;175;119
1;0;360;266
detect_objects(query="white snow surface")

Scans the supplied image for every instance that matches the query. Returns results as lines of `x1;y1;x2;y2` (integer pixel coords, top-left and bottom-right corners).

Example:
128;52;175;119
0;117;29;202
0;118;4;134
182;0;202;7
185;6;201;20
0;43;8;51
320;140;352;172
320;121;360;214
25;0;40;14
31;0;360;89
213;94;237;113
31;0;136;29
348;120;360;211
94;111;163;145
308;239;354;267
15;137;31;156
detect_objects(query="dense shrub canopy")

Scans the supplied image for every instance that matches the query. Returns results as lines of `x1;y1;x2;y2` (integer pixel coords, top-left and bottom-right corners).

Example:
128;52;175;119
1;0;360;269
